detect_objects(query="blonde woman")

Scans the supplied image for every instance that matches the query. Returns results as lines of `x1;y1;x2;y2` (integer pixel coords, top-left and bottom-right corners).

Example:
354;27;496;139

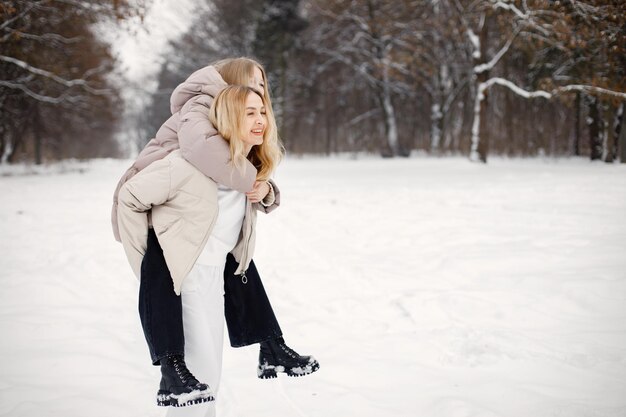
113;59;319;408
119;86;284;415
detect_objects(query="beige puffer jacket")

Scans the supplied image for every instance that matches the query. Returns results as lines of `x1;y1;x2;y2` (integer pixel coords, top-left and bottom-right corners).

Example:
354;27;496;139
111;65;280;242
117;150;266;295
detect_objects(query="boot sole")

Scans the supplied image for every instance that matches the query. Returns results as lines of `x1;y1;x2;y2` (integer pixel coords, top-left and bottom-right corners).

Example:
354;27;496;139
257;358;320;379
157;388;215;407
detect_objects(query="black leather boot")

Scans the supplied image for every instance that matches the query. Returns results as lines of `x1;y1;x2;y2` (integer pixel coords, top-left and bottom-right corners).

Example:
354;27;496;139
257;337;320;379
156;355;214;407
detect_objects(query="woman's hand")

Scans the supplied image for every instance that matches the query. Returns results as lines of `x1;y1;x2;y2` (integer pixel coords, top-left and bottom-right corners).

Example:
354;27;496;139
245;181;270;203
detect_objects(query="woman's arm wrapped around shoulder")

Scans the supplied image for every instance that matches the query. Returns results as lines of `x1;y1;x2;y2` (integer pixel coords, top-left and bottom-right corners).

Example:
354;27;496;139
178;94;257;192
252;179;281;214
117;159;172;279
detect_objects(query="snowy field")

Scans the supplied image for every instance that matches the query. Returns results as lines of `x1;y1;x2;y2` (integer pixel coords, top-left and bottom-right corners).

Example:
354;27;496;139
1;156;625;417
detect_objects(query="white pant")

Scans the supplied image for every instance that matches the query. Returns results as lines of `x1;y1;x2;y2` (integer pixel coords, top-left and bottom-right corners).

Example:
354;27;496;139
167;264;225;417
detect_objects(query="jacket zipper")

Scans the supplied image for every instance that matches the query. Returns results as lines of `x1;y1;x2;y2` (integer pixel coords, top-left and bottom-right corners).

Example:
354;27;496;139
239;200;254;284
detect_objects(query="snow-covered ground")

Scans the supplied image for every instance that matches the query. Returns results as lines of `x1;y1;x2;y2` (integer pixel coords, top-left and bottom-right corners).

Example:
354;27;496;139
1;156;625;417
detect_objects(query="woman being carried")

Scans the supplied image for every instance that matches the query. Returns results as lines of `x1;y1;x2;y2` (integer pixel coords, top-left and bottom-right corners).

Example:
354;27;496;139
112;59;319;408
119;86;290;414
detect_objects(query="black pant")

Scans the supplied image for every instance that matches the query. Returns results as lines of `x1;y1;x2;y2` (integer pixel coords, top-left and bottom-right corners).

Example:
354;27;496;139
139;228;283;365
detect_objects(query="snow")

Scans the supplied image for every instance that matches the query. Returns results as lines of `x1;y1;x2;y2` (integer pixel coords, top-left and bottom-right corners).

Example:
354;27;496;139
1;156;626;417
164;388;214;407
482;78;552;100
467;28;481;60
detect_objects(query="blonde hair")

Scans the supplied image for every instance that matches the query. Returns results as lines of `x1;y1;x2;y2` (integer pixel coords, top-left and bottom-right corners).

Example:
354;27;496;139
213;57;272;105
209;85;282;181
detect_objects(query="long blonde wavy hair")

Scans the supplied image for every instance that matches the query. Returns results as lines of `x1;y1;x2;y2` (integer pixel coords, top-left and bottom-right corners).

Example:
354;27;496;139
209;86;282;181
212;57;283;180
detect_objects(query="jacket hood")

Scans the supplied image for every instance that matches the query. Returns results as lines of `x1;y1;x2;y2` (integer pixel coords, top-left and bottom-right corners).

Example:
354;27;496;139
170;65;228;114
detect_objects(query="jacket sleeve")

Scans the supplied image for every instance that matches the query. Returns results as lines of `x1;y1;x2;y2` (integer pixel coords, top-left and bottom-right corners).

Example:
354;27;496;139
111;134;178;242
178;95;257;193
117;160;172;280
111;165;139;242
253;179;281;214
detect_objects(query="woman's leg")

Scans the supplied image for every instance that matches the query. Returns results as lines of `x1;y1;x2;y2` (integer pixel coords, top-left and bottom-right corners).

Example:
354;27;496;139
167;265;225;417
223;254;282;347
223;254;319;379
139;228;185;365
140;229;212;407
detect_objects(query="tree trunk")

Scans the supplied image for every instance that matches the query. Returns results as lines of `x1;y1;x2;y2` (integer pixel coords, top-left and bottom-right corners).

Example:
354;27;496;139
0;132;5;164
469;14;489;163
1;119;19;164
4;118;27;163
573;92;581;156
7;134;21;163
470;80;489;163
430;102;443;152
470;84;481;161
617;103;626;163
603;101;615;162
1;135;10;164
502;57;513;155
445;99;463;151
278;51;288;135
477;90;489;162
380;63;400;157
505;87;514;156
34;132;42;165
325;94;333;155
431;63;449;154
587;96;602;160
33;106;43;165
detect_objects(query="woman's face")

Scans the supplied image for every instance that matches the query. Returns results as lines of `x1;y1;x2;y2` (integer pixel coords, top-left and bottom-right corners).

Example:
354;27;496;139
248;66;266;97
242;92;266;149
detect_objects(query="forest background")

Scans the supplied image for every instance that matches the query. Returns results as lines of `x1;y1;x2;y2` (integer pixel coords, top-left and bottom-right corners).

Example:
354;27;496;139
1;0;625;165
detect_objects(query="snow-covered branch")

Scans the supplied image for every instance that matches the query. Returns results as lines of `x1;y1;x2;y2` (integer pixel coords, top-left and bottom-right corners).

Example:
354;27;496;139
467;28;481;60
471;76;625;161
491;0;552;37
490;0;528;20
345;108;381;127
554;85;626;100
0;80;77;104
0;55;110;95
483;78;626;101
480;77;551;99
474;29;519;74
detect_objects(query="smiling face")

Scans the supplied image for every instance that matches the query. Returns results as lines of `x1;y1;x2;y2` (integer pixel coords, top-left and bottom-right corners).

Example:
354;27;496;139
208;85;281;181
242;91;267;151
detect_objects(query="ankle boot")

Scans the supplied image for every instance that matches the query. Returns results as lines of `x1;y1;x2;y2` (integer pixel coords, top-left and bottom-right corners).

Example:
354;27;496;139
157;355;214;407
257;337;320;379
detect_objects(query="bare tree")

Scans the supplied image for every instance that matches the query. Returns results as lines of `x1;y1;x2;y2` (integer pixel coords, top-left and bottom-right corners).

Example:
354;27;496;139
453;0;626;162
304;0;432;156
0;0;149;163
135;0;624;161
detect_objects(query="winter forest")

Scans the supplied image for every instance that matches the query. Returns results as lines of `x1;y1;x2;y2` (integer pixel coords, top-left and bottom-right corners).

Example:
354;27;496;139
1;0;625;163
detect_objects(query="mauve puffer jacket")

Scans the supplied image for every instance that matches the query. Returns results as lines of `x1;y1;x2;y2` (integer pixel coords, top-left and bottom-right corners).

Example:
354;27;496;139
111;65;279;242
